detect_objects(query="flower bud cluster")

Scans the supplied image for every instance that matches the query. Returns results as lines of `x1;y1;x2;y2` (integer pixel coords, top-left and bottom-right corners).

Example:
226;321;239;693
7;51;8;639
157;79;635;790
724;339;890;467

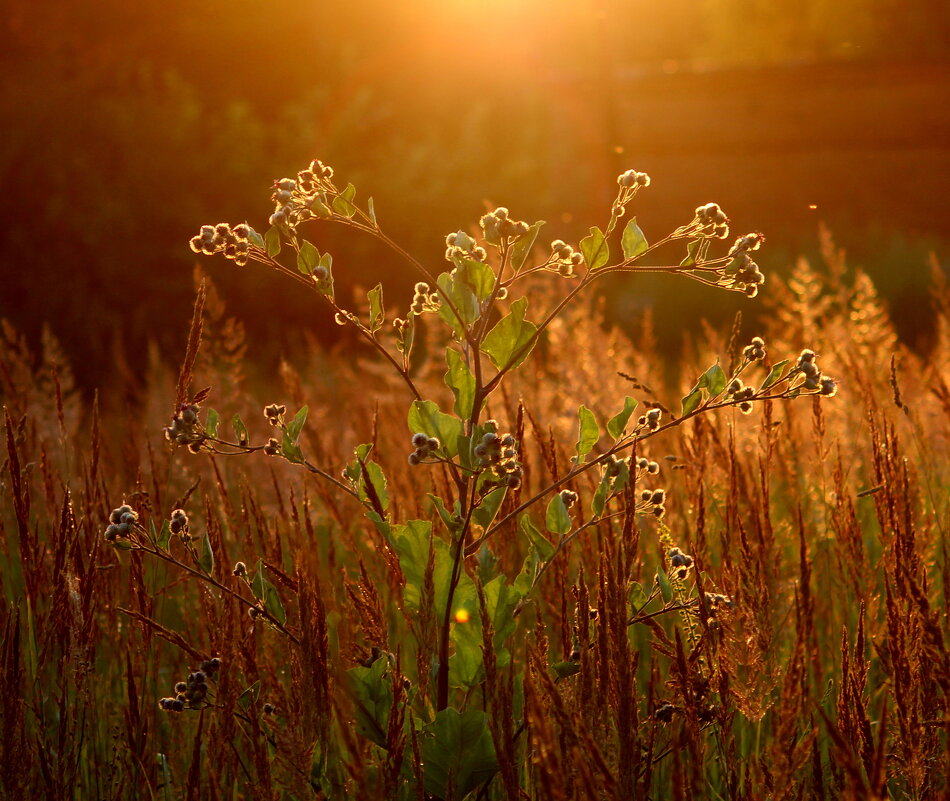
269;178;311;228
559;489;578;508
264;403;286;426
263;438;281;456
189;223;252;266
705;592;734;611
795;350;838;396
742;336;767;362
408;432;442;465
617;169;651;189
410;282;441;315
104;504;138;541
613;169;651;218
473;422;523;488
635;457;661;476
295;159;335;192
695;203;729;237
637;407;662;432
638;487;666;518
667;547;694;580
728;232;765;257
549;240;584;277
163;404;205;451
268;160;337;228
445;231;487;263
602;453;629;479
726;378;756;414
479;207;530;245
169;508;189;536
158;659;220;713
723;251;766;298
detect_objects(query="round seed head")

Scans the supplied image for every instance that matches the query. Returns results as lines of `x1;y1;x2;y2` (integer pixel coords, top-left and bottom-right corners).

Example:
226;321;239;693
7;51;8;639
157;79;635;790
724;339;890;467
618;169;637;187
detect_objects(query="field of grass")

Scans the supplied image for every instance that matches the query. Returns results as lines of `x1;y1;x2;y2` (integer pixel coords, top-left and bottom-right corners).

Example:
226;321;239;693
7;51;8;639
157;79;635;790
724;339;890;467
1;191;948;799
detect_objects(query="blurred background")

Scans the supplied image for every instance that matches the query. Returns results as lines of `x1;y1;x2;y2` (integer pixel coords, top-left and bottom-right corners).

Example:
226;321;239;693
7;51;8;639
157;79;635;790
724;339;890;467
2;0;948;392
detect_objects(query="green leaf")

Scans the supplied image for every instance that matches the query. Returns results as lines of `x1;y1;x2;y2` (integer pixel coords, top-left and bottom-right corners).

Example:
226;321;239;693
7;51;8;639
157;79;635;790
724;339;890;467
574;405;600;463
553;660;581;679
155;520;171;552
205;408;220;438
450;575;522;687
197;530;214;575
367;284;384;331
367;196;377;226
681;388;703;417
607;396;638;439
592;473;610;516
231;414;248;445
311;195;332;218
449;612;485;687
481;297;538;371
287;406;308;443
391;521;476;621
437;271;481;337
296;240;319;275
520;514;555;562
346;445;390;514
681;363;726;416
444;349;475;420
472;486;507;531
656;567;673;603
761;359;790;390
421;708;499;799
456;258;496;302
429;494;461;535
407;400;463;458
390;520;432;611
679;238;702;267
545;494;572;537
251;559;286;625
347;657;392;748
621;217;649;260
264;226;281;258
629;581;648;614
580;226;610;271
280;437;303;464
246;226;264;249
704;363;727;397
331;183;358;218
510;220;545;271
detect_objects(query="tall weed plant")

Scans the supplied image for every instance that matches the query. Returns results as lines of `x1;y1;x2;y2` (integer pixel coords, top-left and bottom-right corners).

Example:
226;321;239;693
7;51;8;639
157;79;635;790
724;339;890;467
1;160;947;800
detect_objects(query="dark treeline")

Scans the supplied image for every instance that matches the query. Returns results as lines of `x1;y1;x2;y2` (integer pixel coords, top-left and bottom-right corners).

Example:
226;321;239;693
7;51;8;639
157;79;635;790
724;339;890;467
1;0;947;391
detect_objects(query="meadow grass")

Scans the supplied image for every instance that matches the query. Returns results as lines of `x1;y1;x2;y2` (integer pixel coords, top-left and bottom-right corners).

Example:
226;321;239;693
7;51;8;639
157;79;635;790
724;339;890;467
1;176;947;800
